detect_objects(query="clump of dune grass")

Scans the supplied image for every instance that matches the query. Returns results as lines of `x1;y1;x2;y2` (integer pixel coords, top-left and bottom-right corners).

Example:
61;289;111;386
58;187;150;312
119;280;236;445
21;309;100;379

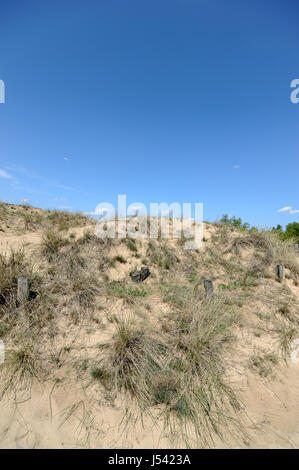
275;320;297;358
228;230;299;275
228;232;268;252
211;223;233;247
0;201;8;218
154;296;242;446
96;319;169;406
93;293;243;446
161;280;201;313
22;212;43;230
146;242;180;270
76;230;102;246
125;238;138;253
71;273;100;307
0;249;32;306
46;209;90;231
41;228;69;261
0;335;45;399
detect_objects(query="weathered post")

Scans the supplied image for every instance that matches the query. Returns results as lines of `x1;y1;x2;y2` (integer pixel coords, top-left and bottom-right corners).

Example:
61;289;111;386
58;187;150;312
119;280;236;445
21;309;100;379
277;264;284;281
17;277;29;304
204;279;213;297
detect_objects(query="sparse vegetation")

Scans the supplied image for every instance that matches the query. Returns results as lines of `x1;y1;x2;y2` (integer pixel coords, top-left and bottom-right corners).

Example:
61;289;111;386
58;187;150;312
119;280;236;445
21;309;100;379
0;336;44;399
0;201;92;234
108;281;149;300
113;255;127;264
0;249;32;305
126;239;138;252
0;203;298;448
146;242;180;270
249;352;278;378
41;229;69;261
96;319;168;402
275;321;297;357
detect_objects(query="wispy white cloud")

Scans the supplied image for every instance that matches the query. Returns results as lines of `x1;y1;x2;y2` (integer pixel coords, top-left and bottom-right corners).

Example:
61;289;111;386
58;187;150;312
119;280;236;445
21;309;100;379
53;197;68;201
232;165;240;169
5;165;36;179
64;156;69;161
278;206;292;213
56;184;74;191
277;206;299;215
84;211;97;216
57;205;72;210
5;164;77;192
10;185;43;194
0;168;12;179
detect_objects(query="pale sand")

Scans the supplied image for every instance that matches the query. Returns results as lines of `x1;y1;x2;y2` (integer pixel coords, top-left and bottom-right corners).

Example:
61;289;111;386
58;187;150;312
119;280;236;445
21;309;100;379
0;220;298;448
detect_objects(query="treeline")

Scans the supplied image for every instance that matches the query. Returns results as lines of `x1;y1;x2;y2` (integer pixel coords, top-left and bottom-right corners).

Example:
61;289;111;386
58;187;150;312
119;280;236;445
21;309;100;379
220;214;299;243
272;222;299;243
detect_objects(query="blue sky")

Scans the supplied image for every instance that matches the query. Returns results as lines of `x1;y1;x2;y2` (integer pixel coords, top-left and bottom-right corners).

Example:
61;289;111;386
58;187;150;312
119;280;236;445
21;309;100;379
0;0;298;228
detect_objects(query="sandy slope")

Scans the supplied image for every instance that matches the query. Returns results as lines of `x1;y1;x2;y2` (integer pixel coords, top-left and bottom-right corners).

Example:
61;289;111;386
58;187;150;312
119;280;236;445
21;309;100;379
0;223;298;449
0;339;298;449
0;225;95;257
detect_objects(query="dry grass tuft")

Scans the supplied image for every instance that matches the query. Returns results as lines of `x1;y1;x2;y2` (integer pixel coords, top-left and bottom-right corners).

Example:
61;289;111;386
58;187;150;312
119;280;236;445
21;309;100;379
96;318;169;406
0;334;45;399
228;231;299;275
0;205;298;447
0;249;32;306
92;293;243;446
41;229;70;261
275;320;297;358
249;352;278;378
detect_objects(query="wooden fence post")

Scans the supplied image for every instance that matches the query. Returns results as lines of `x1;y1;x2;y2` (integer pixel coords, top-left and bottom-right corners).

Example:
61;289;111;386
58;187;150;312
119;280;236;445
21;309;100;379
204;279;214;297
17;277;29;304
277;264;284;281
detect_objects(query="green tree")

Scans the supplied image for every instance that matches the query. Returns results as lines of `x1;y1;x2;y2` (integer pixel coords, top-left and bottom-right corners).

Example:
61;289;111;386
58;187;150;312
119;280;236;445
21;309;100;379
284;222;299;243
220;214;250;231
272;224;283;234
